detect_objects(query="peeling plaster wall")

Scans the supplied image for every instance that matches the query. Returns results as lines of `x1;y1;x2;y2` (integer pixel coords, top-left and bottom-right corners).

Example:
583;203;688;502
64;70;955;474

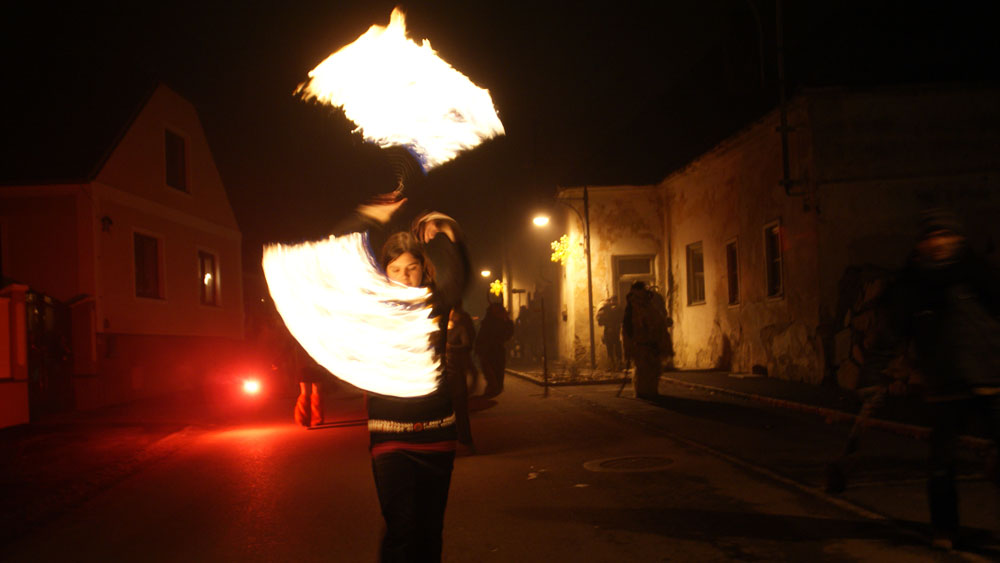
555;186;663;368
661;100;824;382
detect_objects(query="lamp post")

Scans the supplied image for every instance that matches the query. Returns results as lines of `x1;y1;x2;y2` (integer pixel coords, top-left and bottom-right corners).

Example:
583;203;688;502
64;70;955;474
534;185;596;371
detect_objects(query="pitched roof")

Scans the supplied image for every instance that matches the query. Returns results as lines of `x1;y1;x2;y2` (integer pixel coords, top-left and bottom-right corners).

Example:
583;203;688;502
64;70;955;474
0;58;158;186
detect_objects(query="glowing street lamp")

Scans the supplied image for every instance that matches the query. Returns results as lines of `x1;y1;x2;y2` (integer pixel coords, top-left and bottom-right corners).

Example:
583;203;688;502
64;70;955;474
533;189;596;370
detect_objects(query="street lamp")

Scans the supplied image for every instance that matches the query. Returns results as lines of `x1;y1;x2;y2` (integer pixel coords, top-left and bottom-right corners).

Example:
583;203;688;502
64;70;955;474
534;187;596;371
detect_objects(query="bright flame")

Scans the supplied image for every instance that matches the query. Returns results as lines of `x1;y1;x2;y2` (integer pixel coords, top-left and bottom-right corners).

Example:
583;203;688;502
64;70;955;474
204;272;213;285
243;379;261;394
489;279;505;297
532;215;550;227
262;232;440;398
296;8;505;171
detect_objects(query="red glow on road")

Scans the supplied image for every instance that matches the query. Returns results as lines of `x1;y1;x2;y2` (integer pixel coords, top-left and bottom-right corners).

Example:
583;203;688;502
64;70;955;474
243;379;261;394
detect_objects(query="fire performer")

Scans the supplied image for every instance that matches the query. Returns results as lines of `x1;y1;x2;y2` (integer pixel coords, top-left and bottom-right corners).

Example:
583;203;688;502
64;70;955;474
333;197;469;561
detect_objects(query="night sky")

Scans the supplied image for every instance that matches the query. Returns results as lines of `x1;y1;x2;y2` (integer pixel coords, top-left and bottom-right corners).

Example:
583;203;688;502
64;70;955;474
4;1;998;279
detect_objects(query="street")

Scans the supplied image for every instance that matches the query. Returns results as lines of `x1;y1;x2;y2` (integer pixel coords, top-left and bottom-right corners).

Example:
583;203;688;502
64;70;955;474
2;376;994;562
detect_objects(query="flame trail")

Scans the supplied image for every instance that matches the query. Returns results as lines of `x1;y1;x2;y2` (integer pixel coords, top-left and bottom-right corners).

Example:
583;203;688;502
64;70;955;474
262;232;441;398
295;7;505;171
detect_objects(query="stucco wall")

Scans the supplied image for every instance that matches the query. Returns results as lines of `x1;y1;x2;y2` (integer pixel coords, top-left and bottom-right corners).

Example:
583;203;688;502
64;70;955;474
661;102;824;382
0;189;87;301
94;191;243;339
91;84;244;340
97;85;240;231
556;186;663;368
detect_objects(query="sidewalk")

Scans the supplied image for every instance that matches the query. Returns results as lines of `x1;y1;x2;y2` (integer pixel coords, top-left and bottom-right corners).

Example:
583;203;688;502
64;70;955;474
507;366;993;451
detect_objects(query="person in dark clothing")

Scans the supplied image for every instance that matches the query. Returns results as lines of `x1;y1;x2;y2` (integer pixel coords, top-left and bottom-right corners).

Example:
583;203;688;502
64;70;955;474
340;198;469;563
883;209;1000;550
476;302;513;397
597;296;624;371
623;282;670;399
446;301;476;450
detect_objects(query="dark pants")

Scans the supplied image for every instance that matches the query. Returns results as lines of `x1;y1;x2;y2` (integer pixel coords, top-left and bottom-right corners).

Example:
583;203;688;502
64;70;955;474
604;336;622;371
445;355;474;445
372;450;455;562
633;344;661;399
927;395;1000;534
480;350;506;397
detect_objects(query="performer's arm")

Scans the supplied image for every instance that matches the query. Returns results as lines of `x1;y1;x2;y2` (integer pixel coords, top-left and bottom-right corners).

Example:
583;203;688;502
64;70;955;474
425;232;470;308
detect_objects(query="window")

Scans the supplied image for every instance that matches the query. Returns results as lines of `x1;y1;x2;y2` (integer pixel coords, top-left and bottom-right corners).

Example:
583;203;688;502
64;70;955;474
726;239;739;305
764;222;783;298
686;242;705;305
612;255;655;301
165;130;187;191
134;233;162;299
198;251;218;306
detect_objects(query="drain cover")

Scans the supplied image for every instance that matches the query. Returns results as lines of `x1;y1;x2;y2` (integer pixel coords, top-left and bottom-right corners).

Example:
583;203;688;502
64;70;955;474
583;455;674;473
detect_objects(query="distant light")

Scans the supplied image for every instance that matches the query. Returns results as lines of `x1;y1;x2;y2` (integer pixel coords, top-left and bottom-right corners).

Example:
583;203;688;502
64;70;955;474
243;379;261;394
480;269;491;278
533;215;550;227
203;273;214;285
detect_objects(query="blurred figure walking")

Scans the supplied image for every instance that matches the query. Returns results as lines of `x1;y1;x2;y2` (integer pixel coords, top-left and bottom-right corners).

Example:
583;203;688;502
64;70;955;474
597;296;624;371
476;302;513;398
884;209;1000;550
446;301;476;450
623;282;671;400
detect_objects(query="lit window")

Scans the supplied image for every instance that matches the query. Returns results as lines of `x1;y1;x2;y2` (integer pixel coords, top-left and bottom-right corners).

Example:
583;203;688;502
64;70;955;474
165;130;187;191
726;240;739;305
686;242;705;305
198;251;218;306
764;222;783;298
134;233;162;299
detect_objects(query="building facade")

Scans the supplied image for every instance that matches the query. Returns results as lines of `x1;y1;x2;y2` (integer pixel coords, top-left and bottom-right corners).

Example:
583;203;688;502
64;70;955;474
0;84;244;419
553;84;1000;384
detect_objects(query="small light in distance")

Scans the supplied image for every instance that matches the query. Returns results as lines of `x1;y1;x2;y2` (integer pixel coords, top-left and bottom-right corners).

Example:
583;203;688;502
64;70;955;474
243;379;261;394
532;215;550;227
480;269;491;278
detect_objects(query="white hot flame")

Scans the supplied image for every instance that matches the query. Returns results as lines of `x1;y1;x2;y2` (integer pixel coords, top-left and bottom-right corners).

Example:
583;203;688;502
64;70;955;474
262;232;441;398
296;7;505;171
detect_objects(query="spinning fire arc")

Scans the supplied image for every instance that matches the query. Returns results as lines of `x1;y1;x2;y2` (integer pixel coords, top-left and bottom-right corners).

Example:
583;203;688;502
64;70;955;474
264;8;504;398
295;7;505;172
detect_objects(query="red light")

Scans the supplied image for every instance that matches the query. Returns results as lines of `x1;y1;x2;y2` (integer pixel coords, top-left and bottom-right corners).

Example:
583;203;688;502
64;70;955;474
243;379;261;394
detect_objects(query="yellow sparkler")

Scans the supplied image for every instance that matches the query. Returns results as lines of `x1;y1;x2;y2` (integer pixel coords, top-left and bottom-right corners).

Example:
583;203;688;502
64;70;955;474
489;279;505;297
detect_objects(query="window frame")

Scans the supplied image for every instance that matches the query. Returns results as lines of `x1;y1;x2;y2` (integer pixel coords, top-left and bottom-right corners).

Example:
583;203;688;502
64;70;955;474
686;241;706;306
763;220;784;299
197;249;220;307
133;231;165;300
725;237;740;306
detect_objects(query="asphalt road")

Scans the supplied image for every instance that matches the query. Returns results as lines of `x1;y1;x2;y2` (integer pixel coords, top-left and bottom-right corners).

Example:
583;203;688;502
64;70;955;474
2;378;993;562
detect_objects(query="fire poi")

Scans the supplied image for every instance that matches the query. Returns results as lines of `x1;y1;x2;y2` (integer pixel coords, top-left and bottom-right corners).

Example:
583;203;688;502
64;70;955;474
262;8;504;398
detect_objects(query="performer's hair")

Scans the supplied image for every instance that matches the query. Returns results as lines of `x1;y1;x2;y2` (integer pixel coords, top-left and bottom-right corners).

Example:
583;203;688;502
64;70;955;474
380;231;435;286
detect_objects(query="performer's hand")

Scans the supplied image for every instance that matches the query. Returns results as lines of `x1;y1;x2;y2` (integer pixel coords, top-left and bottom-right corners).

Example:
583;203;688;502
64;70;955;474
422;220;455;243
358;196;407;225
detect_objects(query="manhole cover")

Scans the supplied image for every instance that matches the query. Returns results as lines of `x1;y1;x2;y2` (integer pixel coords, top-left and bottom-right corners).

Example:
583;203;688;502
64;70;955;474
583;455;674;473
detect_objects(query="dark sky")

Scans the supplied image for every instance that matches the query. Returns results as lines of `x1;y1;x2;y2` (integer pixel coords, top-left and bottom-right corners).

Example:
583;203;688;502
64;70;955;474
5;1;998;277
